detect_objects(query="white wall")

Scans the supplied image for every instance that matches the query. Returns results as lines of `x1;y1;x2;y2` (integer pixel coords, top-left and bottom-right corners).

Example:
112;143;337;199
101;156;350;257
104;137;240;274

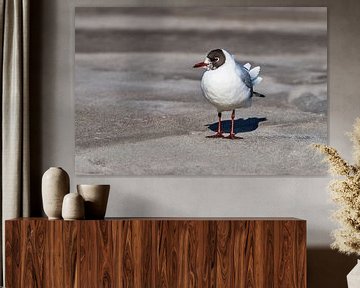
31;0;360;249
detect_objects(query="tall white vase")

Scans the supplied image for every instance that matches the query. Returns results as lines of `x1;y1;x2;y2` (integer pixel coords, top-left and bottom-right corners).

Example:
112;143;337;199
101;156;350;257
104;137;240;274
347;260;360;288
42;167;70;219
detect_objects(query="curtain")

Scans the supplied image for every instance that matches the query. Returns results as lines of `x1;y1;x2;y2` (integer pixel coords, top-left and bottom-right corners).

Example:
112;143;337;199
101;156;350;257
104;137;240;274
0;0;29;284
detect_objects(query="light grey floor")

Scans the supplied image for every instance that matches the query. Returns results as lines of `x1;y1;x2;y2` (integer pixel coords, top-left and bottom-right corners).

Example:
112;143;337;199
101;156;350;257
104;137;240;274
75;7;327;176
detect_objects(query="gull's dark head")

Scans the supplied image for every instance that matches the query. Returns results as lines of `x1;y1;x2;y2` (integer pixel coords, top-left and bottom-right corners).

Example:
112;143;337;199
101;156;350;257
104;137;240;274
193;49;226;70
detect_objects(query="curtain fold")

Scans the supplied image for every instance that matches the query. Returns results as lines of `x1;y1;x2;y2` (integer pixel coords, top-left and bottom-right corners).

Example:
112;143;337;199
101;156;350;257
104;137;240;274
0;0;29;284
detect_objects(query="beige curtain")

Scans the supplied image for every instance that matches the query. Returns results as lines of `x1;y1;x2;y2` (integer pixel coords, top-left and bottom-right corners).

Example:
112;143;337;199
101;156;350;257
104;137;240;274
0;0;29;284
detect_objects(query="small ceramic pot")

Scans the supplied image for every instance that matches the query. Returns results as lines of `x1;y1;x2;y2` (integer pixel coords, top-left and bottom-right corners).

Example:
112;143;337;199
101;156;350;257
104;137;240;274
62;192;85;220
77;184;110;219
42;167;70;219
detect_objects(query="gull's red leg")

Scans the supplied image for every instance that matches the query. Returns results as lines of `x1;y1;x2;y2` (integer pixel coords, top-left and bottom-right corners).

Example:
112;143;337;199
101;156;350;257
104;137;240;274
207;112;224;138
230;110;235;135
226;110;242;139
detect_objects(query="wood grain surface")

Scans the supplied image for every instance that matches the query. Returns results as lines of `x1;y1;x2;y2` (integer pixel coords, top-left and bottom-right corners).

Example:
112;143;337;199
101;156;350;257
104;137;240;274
6;218;306;287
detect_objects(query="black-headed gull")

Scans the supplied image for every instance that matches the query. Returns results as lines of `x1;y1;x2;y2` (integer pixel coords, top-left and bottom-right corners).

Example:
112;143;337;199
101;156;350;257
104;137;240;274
194;48;264;139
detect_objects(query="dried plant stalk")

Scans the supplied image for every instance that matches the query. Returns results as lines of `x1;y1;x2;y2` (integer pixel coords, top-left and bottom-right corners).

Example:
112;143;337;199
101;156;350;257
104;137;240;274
313;118;360;256
351;118;360;166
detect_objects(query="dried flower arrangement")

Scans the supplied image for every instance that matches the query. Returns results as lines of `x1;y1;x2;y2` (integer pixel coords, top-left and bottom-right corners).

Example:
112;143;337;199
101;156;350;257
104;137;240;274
313;118;360;256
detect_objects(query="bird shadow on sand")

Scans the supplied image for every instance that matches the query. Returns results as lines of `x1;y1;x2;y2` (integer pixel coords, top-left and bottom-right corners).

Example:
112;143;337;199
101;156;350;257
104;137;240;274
206;117;267;134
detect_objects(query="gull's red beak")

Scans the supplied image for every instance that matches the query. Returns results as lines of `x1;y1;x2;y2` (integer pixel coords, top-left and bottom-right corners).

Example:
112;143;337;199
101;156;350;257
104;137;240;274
193;62;207;68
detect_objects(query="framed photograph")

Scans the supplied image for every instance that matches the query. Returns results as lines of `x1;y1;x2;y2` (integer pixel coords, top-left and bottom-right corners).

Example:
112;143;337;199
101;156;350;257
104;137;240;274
75;7;327;176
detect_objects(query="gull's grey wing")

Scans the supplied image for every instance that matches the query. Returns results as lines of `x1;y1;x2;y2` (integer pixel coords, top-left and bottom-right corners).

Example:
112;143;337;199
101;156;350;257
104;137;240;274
235;61;253;89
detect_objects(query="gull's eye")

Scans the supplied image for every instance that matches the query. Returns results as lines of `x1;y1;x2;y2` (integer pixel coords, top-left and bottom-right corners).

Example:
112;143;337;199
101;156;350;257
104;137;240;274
214;57;219;62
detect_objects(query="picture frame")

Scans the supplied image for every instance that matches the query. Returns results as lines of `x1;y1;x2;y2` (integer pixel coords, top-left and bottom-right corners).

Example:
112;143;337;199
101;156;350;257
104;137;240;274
74;6;327;176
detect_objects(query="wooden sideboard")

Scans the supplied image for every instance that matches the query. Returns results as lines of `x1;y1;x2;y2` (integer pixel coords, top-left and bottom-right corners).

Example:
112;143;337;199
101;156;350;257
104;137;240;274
5;218;306;287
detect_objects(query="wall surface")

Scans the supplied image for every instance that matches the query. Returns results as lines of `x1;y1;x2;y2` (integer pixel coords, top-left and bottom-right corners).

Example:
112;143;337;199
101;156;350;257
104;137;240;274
29;0;360;287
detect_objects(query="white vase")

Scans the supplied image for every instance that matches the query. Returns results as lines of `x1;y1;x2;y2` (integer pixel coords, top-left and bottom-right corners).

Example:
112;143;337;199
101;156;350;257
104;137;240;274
347;259;360;288
77;184;110;219
62;192;85;220
42;167;70;219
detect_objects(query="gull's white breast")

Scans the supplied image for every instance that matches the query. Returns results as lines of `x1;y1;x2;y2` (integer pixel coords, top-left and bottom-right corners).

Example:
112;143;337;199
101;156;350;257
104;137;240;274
201;62;252;112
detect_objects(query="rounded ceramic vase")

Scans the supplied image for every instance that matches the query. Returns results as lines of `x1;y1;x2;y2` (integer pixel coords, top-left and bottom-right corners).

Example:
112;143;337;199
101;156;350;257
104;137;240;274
77;184;110;219
42;167;70;219
62;192;85;220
